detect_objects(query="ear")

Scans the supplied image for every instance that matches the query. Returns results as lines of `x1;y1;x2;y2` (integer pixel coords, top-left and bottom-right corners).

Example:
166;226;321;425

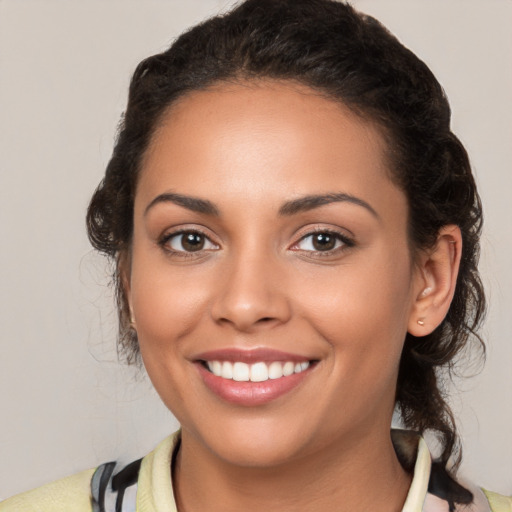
119;251;135;326
407;225;462;337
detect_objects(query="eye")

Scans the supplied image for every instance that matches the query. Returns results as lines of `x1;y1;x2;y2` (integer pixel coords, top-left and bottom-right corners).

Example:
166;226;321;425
162;230;219;253
292;230;354;254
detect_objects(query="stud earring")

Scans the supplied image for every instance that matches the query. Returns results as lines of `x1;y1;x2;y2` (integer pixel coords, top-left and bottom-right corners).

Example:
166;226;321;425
417;318;425;326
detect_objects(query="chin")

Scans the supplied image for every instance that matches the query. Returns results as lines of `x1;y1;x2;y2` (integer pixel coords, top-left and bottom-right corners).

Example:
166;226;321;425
190;417;319;469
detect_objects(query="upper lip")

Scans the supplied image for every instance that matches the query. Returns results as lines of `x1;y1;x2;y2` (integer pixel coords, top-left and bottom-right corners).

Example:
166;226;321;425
193;348;313;364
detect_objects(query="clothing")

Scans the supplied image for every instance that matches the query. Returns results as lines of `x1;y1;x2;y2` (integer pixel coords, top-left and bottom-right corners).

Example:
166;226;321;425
1;431;510;512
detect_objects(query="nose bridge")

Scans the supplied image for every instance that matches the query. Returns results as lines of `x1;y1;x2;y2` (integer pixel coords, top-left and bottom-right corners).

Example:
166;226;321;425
211;241;290;331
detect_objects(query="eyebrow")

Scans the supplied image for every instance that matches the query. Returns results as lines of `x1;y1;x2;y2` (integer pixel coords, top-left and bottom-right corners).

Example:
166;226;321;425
278;193;379;218
144;192;220;217
144;191;378;219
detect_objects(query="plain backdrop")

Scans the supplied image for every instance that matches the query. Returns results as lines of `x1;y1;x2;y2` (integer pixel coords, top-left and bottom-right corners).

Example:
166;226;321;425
1;0;511;500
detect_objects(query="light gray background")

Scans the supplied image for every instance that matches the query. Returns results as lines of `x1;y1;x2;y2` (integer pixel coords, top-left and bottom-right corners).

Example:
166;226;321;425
1;0;510;500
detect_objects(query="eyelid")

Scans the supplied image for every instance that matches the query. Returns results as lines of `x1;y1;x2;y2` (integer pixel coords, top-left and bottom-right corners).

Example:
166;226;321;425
289;227;355;254
158;226;220;255
157;224;354;258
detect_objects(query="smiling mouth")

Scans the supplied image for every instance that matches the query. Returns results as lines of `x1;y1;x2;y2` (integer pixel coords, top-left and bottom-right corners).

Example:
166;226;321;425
203;360;312;382
196;351;318;405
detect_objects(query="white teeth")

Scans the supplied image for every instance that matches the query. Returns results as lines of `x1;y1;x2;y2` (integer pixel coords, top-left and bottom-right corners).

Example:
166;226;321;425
206;360;311;382
283;361;295;376
221;361;233;379
268;361;284;379
250;362;269;382
233;362;250;381
212;360;222;375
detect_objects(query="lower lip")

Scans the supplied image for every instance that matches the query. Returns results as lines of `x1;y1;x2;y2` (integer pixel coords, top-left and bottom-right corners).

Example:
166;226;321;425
196;363;312;406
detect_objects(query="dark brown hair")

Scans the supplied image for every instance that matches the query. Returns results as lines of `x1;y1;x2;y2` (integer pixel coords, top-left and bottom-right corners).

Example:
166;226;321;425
87;0;485;505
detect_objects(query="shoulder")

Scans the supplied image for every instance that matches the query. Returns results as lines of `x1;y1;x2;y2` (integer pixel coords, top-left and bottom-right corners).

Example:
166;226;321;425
0;432;181;512
482;489;512;512
392;430;511;512
0;468;95;512
91;432;180;511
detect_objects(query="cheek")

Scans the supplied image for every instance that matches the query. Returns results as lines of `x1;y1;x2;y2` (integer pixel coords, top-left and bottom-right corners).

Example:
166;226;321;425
298;252;413;378
128;258;217;416
129;257;213;353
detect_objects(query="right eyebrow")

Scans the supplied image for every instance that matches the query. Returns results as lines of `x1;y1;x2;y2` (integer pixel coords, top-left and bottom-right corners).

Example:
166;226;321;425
144;192;220;217
278;192;379;219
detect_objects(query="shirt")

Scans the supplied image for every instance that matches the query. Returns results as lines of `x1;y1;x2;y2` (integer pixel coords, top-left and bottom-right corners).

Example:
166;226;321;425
1;430;510;512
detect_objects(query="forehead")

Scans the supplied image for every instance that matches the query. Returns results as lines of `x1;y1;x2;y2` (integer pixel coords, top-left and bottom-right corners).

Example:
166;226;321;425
137;80;404;220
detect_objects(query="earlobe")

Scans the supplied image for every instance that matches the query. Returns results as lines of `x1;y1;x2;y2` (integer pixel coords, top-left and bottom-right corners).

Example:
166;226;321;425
408;225;462;337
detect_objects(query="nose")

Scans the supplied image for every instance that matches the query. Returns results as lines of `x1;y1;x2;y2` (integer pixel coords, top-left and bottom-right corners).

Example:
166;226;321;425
210;251;291;332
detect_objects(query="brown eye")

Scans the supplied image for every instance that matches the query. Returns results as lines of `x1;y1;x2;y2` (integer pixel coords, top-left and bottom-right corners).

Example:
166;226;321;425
312;232;336;251
292;230;354;254
166;231;218;253
181;232;205;252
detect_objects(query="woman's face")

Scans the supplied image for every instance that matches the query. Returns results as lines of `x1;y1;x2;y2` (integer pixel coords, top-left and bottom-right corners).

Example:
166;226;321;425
128;81;424;467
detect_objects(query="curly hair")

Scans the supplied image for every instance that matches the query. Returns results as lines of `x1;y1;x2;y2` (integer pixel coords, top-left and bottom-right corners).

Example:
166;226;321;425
87;0;485;504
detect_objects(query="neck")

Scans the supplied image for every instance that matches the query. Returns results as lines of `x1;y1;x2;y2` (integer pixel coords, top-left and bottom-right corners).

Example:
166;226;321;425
173;427;412;512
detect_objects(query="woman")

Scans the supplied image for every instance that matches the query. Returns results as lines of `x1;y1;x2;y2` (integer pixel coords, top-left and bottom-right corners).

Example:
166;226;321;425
2;0;510;510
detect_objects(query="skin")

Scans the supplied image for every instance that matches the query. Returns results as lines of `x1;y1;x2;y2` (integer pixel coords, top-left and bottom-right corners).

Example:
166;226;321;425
126;81;461;512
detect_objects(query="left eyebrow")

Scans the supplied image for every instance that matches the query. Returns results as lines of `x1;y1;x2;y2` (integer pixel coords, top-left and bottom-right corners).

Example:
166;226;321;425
278;193;379;218
144;192;220;217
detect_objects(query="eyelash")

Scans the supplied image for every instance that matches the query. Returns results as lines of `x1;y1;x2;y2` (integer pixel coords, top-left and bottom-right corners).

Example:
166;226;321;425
158;228;355;258
290;229;355;257
158;229;218;259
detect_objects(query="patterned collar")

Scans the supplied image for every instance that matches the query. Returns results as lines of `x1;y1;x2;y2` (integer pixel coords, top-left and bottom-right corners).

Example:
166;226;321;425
92;430;491;512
